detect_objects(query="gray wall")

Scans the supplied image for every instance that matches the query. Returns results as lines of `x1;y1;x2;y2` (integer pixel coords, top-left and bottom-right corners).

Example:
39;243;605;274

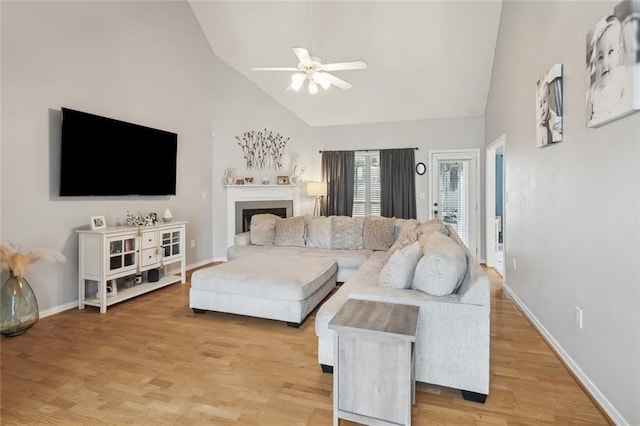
1;1;216;313
485;2;640;424
315;115;485;226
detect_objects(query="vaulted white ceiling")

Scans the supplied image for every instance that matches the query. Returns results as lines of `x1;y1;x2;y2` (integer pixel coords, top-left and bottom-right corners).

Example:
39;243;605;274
188;1;503;127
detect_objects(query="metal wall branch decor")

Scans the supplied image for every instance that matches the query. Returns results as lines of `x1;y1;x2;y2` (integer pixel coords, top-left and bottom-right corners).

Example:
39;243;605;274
236;129;289;169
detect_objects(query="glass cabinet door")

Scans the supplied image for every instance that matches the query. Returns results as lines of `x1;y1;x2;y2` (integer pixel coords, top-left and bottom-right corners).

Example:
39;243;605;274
108;236;137;274
161;228;182;260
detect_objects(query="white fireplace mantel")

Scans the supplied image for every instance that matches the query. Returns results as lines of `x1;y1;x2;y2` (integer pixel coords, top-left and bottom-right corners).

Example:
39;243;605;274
226;184;302;247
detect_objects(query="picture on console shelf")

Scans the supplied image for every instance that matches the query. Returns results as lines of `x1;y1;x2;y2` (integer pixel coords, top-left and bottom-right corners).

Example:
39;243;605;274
90;215;106;230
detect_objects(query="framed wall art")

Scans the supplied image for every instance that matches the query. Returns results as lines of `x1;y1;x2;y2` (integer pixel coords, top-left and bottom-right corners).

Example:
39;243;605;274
536;63;563;148
586;0;640;128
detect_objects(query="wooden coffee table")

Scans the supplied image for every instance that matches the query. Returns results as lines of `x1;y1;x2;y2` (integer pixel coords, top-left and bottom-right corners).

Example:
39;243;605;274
328;298;419;426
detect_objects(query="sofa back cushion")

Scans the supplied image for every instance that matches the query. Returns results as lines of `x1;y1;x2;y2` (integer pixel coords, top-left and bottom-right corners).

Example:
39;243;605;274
250;214;279;245
304;215;332;249
363;216;395;250
393;218;419;241
330;216;364;250
379;241;422;289
412;232;467;296
384;230;418;263
274;216;306;247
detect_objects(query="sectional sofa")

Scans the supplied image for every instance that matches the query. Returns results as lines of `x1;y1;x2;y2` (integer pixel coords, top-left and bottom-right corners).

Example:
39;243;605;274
226;213;491;402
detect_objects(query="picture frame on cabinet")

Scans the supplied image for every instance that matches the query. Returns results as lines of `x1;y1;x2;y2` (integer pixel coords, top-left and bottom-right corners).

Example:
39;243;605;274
90;215;107;230
277;176;290;185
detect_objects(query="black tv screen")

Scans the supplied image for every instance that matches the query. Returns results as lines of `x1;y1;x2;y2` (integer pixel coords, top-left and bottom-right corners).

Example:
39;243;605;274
59;107;177;196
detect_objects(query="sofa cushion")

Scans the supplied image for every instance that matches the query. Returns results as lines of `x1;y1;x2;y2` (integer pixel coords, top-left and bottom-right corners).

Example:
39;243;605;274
412;232;467;296
330;216;364;250
250;214;279;246
378;241;422;289
416;219;449;238
274;216;306;247
304;215;332;249
384;230;418;263
363;216;395;250
393;218;419;241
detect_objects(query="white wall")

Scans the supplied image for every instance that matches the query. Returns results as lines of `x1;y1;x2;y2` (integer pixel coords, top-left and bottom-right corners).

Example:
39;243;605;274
209;55;315;260
315;115;485;224
1;1;216;313
485;2;640;424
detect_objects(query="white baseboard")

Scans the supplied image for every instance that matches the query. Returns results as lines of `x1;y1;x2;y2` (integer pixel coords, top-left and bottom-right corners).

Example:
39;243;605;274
503;283;628;426
40;301;77;318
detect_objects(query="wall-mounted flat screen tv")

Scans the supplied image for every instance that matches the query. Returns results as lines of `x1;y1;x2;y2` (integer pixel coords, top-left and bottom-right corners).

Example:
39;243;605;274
59;107;177;196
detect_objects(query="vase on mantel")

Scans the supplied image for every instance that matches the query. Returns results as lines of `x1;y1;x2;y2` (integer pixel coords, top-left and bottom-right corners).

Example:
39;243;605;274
223;168;237;185
0;273;39;337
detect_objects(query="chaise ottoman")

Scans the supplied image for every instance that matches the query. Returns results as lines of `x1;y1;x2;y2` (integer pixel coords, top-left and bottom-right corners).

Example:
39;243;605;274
189;253;337;327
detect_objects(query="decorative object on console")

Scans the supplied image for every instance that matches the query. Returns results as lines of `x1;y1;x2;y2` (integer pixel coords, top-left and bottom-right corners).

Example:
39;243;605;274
262;177;271;185
306;182;327;217
125;211;157;227
290;165;306;185
0;242;66;336
236;129;289;169
90;216;106;230
162;208;173;223
245;177;254;184
223;168;237;185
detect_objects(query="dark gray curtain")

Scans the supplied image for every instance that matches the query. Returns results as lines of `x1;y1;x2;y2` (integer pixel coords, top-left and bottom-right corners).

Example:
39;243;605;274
380;148;417;219
321;151;354;216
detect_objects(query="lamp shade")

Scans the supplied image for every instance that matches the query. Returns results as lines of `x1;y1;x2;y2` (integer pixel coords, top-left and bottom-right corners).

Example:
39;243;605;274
306;182;327;197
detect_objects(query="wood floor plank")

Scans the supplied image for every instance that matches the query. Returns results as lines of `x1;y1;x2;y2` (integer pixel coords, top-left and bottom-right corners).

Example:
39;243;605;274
1;264;610;425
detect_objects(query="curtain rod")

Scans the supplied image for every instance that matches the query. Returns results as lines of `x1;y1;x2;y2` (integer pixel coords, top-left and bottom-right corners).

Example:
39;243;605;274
318;147;419;154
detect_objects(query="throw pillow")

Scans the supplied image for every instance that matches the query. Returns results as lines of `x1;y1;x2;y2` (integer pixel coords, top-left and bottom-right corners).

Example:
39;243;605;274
416;219;449;247
412;232;467;296
274;216;305;247
384;230;418;263
379;241;422;289
250;214;279;245
363;216;395;250
304;214;332;249
393;218;419;241
330;216;364;250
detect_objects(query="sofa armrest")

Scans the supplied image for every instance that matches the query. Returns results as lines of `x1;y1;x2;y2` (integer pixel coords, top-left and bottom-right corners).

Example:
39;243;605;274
234;231;251;246
348;286;461;306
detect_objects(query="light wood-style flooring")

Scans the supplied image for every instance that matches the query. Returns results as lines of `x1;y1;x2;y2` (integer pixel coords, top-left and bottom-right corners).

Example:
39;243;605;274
1;264;610;425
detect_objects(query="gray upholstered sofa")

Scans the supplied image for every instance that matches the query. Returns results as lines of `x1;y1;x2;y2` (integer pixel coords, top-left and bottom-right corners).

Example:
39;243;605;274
227;214;491;403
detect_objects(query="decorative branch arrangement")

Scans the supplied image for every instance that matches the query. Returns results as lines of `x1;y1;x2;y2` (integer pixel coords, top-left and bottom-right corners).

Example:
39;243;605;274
236;129;289;170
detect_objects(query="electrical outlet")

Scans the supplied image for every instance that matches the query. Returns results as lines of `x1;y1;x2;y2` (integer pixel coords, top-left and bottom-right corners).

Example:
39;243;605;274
190;239;196;249
512;258;517;271
575;307;583;329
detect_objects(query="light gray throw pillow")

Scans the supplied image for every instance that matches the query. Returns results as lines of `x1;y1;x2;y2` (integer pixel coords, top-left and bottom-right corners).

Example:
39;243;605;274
412;232;467;296
250;214;279;246
393;218;419;241
384;230;418;263
330;216;364;250
417;219;449;247
304;215;332;249
363;216;395;250
274;216;306;247
379;241;422;289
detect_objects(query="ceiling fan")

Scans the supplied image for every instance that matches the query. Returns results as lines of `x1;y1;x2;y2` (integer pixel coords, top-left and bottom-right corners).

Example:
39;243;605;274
251;47;367;94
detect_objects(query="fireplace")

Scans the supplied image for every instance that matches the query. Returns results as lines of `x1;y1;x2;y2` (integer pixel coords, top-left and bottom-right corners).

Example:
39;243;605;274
226;184;302;247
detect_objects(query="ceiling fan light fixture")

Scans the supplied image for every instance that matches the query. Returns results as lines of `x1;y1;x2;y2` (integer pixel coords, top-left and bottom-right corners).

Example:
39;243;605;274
290;73;305;91
312;72;331;90
308;80;319;95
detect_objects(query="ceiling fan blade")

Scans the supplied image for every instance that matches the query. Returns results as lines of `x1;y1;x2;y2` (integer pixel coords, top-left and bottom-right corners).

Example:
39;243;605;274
320;72;352;90
251;67;299;71
292;47;312;66
322;61;367;72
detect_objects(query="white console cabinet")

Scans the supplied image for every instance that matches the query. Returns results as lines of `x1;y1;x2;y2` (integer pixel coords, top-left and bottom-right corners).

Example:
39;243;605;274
77;221;187;313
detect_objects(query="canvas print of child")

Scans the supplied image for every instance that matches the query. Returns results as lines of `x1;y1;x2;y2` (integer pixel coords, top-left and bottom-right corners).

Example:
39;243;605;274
586;0;640;127
536;64;563;148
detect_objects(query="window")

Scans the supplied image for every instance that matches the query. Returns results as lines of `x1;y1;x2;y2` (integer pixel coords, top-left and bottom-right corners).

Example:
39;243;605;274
353;151;381;217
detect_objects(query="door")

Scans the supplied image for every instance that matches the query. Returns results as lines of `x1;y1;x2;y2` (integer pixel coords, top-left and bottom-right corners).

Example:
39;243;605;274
429;150;480;257
486;135;505;277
